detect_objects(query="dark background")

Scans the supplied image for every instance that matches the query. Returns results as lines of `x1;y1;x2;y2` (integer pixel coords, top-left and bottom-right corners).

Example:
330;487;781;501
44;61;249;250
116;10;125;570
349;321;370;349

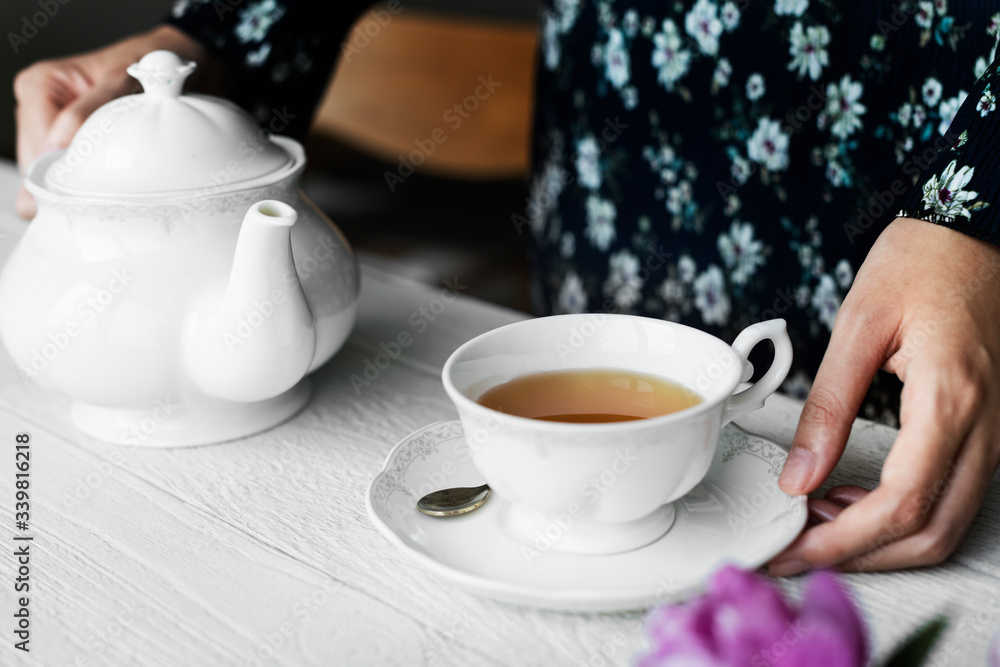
0;0;539;161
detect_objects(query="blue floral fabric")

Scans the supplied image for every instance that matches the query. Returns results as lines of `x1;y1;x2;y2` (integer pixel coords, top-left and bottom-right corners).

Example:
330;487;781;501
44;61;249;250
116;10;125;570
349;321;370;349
167;0;1000;422
528;0;1000;421
167;0;371;138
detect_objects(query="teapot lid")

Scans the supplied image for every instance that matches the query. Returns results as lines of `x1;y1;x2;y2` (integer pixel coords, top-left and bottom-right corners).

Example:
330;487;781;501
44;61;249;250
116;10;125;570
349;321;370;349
43;51;296;197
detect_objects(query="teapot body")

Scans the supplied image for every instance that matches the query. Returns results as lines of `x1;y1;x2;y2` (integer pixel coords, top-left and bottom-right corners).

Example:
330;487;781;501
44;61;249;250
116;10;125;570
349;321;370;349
0;152;359;446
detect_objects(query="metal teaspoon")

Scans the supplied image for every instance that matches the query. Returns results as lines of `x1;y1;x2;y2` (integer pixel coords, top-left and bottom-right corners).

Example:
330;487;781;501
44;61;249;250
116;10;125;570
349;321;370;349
417;484;491;517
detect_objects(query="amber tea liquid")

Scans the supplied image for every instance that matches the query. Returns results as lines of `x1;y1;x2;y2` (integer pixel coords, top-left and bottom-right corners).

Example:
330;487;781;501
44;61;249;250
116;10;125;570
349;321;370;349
475;368;701;423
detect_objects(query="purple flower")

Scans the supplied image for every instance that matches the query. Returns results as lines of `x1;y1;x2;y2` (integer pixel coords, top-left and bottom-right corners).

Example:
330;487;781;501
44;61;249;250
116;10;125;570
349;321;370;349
637;566;868;667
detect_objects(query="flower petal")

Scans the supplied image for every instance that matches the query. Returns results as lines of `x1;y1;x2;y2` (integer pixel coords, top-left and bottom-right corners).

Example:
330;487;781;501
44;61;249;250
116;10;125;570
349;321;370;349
793;571;868;665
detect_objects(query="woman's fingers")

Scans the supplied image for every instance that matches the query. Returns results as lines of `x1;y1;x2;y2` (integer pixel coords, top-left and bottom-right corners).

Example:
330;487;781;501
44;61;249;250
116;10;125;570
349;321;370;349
808;497;846;523
13;64;62;171
838;421;998;572
770;358;977;576
779;303;894;496
15;186;36;220
42;74;133;157
808;486;872;523
824;485;870;505
13;58;137;219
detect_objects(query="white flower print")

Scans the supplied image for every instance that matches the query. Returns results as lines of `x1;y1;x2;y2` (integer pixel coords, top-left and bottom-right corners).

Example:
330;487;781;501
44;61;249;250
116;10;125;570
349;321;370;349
246;42;271;67
693;265;731;325
724;193;741;216
934;0;947;15
730;153;753;185
834;259;853;289
787;21;830;81
797;244;813;270
897;102;912;127
912;103;927;128
978;84;996;117
915;1;934;29
975;56;989;81
575;136;602;190
591;44;604;67
811;274;841;332
714;58;733;88
604;29;631;90
685;0;724;56
528;160;565;236
721;2;741;31
652;19;692;90
623;9;640;37
659;277;685;305
795;285;811;309
870;34;886;52
560;232;575;258
584;195;617;250
678;255;697;283
922;78;943;107
622;86;639;110
557;271;587;314
774;0;808;17
717;220;766;285
542;13;561;70
825;75;866;140
553;0;581;32
989;13;1000;36
604;251;644;309
172;0;195;18
746;73;765;101
657;144;676;166
235;0;286;44
825;159;848;187
667;181;693;215
938;90;968;135
597;3;612;29
921;160;979;219
747;118;791;172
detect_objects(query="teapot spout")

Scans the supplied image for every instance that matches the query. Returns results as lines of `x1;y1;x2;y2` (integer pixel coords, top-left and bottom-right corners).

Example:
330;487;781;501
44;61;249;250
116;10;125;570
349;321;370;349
183;200;316;403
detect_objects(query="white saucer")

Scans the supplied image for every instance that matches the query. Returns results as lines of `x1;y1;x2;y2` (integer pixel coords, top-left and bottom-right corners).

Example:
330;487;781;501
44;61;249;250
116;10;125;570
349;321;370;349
366;420;807;612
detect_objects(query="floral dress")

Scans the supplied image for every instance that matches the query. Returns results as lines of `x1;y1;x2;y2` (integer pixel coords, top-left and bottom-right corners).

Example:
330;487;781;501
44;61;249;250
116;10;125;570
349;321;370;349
528;0;1000;422
168;0;1000;422
167;0;373;138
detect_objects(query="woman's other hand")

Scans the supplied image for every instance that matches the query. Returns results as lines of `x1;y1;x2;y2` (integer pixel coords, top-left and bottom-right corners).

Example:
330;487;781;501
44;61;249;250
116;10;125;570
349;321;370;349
13;24;214;219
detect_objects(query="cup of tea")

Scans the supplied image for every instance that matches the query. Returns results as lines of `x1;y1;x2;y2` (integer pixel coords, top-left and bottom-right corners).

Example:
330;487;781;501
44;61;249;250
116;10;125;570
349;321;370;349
441;315;793;555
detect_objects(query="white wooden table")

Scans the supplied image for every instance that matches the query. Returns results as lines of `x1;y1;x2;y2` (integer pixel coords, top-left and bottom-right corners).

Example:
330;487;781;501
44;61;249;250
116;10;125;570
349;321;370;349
0;160;999;666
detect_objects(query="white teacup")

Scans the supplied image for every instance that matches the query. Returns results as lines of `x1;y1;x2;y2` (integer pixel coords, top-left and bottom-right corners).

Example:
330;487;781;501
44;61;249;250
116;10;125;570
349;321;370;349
441;315;793;555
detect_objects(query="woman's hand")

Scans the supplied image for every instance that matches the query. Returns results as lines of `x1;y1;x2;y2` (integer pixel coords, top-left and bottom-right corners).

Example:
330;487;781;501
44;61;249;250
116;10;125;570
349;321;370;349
769;216;1000;575
14;25;216;219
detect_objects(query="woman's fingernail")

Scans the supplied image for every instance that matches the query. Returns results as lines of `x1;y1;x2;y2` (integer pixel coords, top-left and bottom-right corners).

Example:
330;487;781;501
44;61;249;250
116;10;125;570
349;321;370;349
770;558;810;578
779;448;815;493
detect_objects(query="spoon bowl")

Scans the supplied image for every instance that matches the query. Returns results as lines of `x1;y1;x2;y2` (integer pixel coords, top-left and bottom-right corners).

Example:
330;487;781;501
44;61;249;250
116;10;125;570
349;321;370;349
417;484;491;517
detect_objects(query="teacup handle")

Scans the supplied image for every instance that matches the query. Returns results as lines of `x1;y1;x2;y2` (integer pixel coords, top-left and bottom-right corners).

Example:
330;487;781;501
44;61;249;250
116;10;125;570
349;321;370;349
722;319;793;426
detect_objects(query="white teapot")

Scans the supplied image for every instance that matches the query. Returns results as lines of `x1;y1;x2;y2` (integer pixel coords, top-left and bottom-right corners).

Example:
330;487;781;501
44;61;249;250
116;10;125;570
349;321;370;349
0;51;359;446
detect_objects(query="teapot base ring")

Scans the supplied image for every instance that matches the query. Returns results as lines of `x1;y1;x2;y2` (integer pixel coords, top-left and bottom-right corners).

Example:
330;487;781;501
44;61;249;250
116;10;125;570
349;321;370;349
69;379;312;447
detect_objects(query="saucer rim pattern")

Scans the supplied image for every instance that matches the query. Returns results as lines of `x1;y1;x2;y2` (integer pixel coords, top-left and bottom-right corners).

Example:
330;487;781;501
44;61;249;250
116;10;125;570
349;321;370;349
366;420;807;611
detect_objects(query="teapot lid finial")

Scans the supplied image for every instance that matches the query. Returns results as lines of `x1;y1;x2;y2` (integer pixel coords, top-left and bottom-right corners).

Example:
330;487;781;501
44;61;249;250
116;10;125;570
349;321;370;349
126;50;196;99
40;49;298;197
